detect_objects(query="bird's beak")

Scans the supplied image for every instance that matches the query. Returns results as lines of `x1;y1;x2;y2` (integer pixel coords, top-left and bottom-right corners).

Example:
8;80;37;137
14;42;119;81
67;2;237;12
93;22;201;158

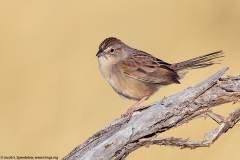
96;50;105;57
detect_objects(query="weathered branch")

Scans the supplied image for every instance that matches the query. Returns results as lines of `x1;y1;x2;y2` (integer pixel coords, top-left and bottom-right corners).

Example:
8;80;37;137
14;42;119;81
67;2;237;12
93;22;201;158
63;68;240;160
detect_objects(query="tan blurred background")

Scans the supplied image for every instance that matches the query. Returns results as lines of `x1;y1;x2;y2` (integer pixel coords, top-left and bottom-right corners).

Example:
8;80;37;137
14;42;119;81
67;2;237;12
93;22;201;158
0;0;240;159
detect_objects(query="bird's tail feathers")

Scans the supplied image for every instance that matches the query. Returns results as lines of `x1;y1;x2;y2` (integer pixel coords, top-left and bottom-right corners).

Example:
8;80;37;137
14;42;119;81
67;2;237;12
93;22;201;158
171;51;224;71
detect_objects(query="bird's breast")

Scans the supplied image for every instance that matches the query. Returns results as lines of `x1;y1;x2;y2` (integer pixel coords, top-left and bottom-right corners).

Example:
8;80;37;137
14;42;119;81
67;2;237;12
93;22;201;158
98;56;118;80
98;57;159;100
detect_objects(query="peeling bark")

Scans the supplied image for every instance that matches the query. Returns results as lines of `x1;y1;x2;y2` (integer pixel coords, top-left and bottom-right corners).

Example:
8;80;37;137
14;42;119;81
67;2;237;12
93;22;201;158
63;68;240;160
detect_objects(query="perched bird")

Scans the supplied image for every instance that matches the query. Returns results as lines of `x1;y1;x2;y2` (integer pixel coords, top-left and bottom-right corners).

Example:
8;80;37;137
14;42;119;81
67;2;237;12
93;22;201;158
96;37;223;121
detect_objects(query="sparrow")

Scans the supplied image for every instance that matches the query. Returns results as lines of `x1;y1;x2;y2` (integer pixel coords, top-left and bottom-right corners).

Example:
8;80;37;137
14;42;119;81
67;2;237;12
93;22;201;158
96;37;223;121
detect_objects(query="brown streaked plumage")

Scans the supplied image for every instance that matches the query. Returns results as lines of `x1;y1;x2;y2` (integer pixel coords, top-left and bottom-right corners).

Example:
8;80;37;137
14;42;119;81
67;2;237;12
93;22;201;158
96;37;224;121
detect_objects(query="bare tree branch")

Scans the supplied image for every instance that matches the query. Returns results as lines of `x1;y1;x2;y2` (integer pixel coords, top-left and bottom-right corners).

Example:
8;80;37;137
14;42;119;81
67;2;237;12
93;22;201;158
63;68;240;160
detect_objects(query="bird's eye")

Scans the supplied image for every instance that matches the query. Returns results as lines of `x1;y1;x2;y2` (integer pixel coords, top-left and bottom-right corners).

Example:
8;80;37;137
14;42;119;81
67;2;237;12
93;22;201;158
110;49;115;52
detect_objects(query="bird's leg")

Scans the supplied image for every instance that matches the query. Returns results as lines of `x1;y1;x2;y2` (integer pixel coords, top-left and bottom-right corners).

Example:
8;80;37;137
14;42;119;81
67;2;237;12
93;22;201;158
121;96;148;123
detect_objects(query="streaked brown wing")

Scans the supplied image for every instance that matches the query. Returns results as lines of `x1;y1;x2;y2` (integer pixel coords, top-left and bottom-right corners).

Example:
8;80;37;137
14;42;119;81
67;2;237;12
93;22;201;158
120;51;180;84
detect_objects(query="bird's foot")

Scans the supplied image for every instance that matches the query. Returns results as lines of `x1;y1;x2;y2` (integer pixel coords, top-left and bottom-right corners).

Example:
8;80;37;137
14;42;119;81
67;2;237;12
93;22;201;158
121;96;148;124
121;105;138;122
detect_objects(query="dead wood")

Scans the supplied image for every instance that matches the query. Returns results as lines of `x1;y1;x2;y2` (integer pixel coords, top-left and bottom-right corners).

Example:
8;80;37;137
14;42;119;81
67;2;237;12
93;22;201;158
63;68;240;160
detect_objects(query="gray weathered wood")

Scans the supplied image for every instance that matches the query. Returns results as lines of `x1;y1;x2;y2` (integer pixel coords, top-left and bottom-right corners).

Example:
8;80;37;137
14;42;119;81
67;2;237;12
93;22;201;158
63;68;240;160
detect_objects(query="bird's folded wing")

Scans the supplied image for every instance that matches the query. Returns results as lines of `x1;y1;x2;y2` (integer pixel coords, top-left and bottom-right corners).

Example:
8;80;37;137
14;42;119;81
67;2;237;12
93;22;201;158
120;52;180;84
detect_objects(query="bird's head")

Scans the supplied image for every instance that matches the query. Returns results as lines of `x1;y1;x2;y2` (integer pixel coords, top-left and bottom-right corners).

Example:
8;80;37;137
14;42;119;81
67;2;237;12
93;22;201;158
96;37;130;64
